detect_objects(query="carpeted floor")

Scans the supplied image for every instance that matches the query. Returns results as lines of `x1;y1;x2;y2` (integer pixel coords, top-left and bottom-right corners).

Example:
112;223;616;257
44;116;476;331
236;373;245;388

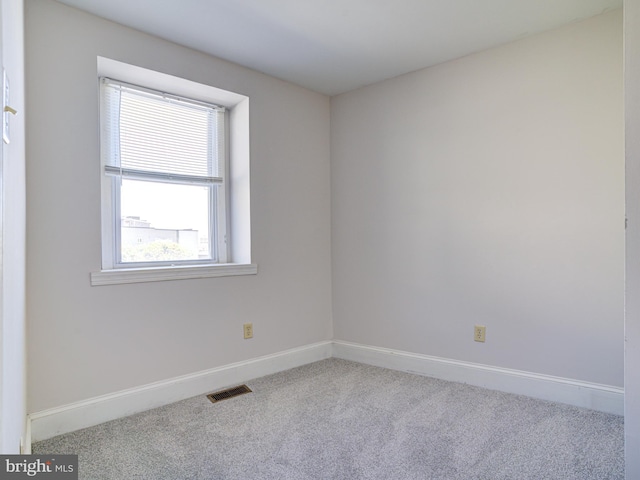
33;359;624;479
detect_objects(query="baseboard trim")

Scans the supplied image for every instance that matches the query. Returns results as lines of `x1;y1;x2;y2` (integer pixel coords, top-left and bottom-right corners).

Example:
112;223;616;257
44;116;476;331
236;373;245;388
23;415;32;454
29;341;332;443
30;339;623;443
332;341;623;415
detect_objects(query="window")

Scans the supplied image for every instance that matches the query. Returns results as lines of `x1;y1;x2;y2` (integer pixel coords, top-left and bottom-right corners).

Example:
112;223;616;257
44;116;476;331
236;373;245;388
92;58;255;286
101;78;228;266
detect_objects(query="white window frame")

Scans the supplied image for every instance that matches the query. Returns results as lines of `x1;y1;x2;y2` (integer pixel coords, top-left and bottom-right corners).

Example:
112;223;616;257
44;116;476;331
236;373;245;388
91;57;256;286
101;77;228;268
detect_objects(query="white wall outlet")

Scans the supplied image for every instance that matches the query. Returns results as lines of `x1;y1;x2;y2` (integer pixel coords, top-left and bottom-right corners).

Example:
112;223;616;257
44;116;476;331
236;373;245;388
474;325;486;342
243;323;253;339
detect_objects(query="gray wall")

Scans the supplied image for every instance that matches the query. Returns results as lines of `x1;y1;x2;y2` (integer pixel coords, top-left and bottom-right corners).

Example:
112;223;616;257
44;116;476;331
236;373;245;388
1;0;26;453
625;0;640;477
25;0;625;427
331;11;623;387
25;0;332;412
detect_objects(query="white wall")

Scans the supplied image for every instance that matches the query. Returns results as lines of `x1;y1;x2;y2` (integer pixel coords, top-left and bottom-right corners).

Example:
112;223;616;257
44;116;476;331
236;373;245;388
331;11;624;387
25;0;332;413
1;0;26;454
24;0;625;440
625;0;640;477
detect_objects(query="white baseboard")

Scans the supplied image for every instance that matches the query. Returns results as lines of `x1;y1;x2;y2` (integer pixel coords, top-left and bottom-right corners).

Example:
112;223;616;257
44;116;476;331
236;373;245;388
23;416;32;454
332;340;624;416
29;341;332;443
29;339;623;443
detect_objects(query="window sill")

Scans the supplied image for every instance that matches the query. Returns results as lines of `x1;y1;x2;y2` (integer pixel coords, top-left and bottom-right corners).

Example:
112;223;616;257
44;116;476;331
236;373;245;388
90;263;258;286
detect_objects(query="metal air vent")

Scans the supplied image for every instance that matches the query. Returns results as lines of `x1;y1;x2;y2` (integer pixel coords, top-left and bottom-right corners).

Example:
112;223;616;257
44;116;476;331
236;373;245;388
207;384;252;403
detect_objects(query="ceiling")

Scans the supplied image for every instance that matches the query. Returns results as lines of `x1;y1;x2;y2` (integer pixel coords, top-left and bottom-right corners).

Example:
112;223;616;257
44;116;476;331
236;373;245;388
55;0;622;96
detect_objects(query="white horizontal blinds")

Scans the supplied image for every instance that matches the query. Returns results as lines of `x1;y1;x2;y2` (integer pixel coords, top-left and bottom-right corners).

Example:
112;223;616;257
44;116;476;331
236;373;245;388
100;78;122;170
101;78;225;184
212;108;225;181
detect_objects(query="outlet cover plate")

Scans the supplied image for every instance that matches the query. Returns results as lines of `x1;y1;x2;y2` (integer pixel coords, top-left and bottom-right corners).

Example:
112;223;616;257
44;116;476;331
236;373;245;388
474;325;486;342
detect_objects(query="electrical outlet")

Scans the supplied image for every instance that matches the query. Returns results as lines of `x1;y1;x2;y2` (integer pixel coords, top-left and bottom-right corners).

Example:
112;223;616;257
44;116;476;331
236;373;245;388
474;325;486;342
243;323;253;339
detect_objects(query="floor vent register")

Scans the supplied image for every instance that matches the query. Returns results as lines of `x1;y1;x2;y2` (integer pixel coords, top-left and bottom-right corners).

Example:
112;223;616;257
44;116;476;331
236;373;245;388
207;384;252;403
